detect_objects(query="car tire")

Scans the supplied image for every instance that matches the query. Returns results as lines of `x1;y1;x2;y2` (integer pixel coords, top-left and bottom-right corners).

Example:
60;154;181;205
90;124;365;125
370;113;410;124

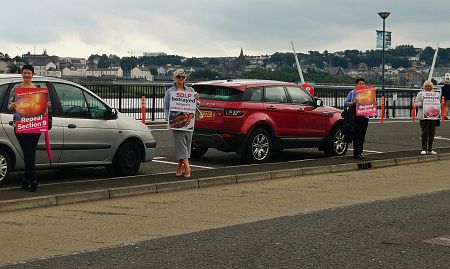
0;149;11;186
324;125;348;156
243;128;272;163
113;141;142;176
191;143;208;158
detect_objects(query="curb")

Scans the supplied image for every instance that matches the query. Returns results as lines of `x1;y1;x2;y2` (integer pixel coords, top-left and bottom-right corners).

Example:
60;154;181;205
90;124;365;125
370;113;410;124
1;153;450;213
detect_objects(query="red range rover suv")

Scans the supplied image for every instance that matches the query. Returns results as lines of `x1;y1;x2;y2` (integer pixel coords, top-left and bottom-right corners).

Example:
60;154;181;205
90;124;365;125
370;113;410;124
191;79;347;163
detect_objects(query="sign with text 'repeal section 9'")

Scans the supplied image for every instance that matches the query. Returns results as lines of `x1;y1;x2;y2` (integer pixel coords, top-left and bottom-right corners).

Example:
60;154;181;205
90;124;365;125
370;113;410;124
422;91;441;120
168;91;197;131
355;86;377;117
14;88;49;133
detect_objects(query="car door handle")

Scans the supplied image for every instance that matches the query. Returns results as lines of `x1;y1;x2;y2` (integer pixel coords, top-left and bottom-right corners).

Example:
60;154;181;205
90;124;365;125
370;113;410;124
68;124;77;129
267;106;276;110
297;107;305;112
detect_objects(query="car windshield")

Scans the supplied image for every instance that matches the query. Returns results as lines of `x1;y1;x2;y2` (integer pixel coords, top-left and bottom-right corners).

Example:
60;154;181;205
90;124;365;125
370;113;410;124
193;85;244;101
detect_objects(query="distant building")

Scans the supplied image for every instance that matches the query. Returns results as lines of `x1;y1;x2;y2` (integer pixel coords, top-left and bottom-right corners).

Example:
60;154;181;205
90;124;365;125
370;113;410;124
157;67;167;76
143;52;167;57
131;66;154;81
62;66;88;77
86;67;123;78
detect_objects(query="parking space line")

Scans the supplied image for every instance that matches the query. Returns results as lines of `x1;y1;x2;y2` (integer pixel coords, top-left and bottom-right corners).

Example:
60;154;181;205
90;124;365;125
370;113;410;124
348;148;384;154
151;159;214;169
435;136;450;141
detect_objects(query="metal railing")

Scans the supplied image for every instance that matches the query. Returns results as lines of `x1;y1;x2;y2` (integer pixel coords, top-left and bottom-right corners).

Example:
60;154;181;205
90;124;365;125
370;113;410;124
81;83;421;120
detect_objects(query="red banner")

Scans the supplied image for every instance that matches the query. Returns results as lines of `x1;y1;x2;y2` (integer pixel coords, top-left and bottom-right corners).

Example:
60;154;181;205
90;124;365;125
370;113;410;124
355;86;377;117
14;88;49;133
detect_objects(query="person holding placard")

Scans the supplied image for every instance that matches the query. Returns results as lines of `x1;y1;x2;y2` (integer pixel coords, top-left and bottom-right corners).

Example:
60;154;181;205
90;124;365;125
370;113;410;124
163;69;198;179
344;78;369;160
414;80;439;155
8;65;49;192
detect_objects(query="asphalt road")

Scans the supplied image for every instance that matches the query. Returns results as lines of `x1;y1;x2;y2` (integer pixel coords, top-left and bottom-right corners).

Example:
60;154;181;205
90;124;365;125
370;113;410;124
1;119;450;200
1;160;449;268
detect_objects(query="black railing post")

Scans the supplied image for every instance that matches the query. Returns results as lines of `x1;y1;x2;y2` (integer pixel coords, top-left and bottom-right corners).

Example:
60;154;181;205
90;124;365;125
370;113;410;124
118;85;124;112
151;86;156;121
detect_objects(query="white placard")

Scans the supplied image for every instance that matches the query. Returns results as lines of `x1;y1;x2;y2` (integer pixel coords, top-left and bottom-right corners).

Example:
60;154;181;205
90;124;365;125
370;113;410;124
168;91;197;131
422;91;441;120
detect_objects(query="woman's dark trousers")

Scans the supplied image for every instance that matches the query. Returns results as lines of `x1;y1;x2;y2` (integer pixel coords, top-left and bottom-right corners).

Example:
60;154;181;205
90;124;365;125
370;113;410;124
353;117;369;156
15;133;41;184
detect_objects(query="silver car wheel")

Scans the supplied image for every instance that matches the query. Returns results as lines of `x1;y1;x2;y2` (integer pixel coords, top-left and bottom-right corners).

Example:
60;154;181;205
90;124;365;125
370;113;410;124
334;129;347;155
252;134;270;161
0;155;7;180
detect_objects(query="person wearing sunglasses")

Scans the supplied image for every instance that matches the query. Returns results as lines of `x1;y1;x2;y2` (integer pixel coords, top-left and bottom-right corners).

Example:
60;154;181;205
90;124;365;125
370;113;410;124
163;69;198;179
414;80;439;155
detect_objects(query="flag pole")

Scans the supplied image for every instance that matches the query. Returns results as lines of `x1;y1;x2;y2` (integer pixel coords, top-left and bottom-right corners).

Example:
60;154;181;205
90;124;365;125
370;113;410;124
291;41;305;84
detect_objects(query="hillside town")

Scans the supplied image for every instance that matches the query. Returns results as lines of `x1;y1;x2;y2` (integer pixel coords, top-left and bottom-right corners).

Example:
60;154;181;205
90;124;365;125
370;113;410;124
0;46;450;87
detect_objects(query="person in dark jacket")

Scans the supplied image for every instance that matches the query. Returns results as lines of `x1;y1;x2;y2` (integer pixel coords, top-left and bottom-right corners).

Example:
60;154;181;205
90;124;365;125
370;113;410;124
441;78;450;119
344;78;369;160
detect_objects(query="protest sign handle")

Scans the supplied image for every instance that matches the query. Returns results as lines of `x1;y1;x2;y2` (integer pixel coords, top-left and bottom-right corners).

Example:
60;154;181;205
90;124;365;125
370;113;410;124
141;96;146;124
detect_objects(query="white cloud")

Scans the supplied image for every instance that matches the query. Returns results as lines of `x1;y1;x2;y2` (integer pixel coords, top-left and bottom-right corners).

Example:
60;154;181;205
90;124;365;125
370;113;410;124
1;0;449;58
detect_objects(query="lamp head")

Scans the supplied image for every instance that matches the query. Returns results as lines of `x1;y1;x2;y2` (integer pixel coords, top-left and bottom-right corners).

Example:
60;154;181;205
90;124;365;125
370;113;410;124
378;12;390;19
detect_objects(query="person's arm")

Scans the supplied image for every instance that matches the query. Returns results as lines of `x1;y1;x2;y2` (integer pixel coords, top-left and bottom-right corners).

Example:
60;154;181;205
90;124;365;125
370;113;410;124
344;90;355;107
163;89;171;120
414;91;423;107
7;88;16;111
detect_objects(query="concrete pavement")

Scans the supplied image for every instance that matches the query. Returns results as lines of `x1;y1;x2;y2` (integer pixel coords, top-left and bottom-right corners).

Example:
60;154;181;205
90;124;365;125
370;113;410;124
0;158;449;267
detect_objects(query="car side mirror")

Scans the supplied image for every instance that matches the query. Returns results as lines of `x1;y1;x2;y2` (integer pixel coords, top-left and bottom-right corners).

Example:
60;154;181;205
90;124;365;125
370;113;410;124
106;108;118;120
314;98;324;107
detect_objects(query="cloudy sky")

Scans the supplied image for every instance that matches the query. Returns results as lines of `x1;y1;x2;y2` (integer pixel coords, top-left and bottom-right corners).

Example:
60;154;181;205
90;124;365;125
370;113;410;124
1;0;448;58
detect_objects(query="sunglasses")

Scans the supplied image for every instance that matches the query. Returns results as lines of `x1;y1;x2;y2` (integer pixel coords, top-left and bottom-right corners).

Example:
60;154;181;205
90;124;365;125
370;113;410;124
176;75;186;79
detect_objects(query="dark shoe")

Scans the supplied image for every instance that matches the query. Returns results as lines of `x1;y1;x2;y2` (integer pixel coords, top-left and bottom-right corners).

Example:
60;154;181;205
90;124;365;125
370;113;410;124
354;154;366;160
21;181;29;191
28;182;38;192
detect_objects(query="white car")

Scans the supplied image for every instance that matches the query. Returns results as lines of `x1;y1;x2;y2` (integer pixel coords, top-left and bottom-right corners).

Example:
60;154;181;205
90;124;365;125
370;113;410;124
0;74;156;185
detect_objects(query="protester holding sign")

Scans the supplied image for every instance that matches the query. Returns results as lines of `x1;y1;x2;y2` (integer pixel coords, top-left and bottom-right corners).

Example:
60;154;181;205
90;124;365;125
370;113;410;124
163;69;198;179
8;65;50;192
414;80;440;155
344;78;370;160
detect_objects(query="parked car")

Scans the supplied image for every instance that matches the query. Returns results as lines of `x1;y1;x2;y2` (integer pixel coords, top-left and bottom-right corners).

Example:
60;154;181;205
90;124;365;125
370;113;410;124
0;74;156;185
191;79;347;163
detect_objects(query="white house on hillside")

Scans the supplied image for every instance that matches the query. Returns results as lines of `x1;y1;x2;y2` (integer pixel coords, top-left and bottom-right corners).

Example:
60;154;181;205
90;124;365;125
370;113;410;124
34;61;61;77
62;66;88;77
157;67;166;76
131;66;154;81
86;67;123;77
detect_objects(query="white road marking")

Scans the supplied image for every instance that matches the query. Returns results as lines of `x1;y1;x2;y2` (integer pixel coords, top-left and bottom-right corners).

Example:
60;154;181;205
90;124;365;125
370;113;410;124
149;129;168;131
434;136;450;141
370;120;415;124
151;159;214;169
347;148;383;154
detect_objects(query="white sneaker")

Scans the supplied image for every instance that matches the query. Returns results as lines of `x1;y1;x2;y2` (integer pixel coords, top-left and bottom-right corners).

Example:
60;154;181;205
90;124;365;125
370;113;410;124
428;150;437;155
420;150;427;155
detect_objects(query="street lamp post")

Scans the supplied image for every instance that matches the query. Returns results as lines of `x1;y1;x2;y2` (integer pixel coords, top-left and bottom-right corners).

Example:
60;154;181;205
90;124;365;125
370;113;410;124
378;11;390;92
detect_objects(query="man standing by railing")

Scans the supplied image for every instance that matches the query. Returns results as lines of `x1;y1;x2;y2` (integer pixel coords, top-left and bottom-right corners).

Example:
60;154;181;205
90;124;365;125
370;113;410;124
441;78;450;120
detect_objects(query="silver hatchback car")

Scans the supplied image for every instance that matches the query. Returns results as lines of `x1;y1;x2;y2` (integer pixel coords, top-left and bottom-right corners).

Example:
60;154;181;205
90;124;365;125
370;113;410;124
0;74;156;185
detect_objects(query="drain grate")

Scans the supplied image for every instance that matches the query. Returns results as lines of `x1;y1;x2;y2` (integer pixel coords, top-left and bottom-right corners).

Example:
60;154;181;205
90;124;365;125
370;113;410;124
357;162;372;170
422;234;450;247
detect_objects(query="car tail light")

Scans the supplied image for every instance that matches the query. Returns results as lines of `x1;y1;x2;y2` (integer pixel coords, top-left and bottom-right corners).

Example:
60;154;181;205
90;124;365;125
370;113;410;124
224;109;245;116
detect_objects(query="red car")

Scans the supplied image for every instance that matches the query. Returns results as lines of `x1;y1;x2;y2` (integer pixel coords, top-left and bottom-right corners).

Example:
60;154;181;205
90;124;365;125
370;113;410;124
191;79;347;163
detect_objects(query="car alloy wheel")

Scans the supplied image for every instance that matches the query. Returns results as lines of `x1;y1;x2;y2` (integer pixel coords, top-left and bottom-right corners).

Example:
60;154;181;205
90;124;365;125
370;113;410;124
333;129;347;155
245;128;272;163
